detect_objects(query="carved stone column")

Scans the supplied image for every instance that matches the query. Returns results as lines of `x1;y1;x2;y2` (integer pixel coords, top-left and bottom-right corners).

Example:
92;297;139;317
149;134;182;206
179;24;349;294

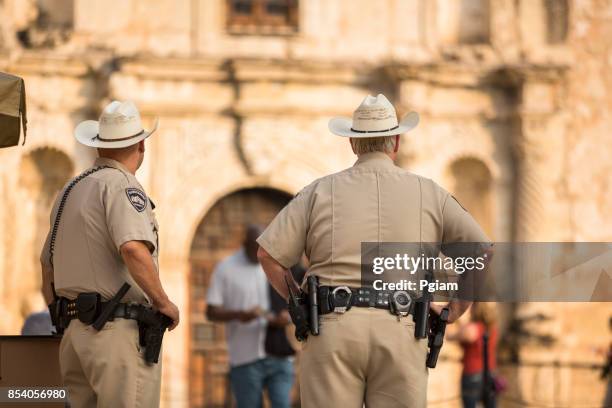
511;66;567;241
512;116;548;242
510;66;570;406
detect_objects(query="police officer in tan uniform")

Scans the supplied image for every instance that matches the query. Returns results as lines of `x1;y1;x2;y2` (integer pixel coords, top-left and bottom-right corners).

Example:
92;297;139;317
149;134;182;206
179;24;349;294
257;94;491;408
39;101;179;408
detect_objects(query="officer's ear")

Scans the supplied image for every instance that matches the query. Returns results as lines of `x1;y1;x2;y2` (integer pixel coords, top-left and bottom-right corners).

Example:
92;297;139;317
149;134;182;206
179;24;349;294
137;140;145;154
393;135;400;153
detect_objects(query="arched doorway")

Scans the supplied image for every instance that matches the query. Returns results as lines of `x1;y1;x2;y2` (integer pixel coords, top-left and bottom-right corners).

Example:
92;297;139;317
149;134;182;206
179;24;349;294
447;157;493;238
17;147;73;321
189;187;292;407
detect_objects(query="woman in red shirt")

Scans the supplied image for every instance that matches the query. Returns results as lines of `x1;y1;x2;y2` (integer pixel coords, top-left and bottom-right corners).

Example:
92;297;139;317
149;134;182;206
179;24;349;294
449;302;498;408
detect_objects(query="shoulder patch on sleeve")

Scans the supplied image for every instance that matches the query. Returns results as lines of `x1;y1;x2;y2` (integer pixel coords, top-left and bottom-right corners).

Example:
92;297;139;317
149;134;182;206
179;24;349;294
126;188;147;212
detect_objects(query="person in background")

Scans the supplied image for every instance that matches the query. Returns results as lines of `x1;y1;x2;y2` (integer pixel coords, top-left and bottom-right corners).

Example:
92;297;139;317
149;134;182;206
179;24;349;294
21;294;53;335
448;302;499;408
21;310;53;335
206;225;293;408
264;263;306;406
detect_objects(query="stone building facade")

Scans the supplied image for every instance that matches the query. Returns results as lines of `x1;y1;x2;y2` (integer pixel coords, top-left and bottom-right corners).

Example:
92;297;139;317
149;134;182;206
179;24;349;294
0;0;611;407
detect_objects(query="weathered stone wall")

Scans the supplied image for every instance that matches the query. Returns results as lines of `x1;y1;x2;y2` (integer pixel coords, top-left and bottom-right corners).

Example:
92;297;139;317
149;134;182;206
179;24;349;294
0;0;610;407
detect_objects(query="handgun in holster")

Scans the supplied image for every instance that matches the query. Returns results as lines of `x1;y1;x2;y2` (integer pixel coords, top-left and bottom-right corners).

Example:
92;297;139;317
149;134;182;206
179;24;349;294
136;308;173;365
426;307;449;368
285;276;310;341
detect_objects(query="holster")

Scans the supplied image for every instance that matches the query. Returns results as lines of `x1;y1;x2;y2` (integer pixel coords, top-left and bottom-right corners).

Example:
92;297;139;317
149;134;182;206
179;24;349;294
48;293;102;334
285;275;311;342
287;293;310;342
135;308;173;365
307;276;320;336
413;297;430;339
426;307;449;368
48;299;66;335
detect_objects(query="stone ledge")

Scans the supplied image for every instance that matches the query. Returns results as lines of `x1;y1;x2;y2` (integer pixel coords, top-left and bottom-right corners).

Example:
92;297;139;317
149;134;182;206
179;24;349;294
0;51;89;76
118;57;229;82
385;62;569;88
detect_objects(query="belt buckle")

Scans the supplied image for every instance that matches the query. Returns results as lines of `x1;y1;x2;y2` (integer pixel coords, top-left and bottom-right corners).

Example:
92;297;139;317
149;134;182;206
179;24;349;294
331;286;352;314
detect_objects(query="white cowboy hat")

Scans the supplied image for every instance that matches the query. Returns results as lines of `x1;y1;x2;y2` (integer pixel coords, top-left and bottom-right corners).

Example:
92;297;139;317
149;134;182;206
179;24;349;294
74;101;158;148
329;94;419;138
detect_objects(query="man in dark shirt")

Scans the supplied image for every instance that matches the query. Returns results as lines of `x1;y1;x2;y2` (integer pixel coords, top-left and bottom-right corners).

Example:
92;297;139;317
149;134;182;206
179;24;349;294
264;264;306;407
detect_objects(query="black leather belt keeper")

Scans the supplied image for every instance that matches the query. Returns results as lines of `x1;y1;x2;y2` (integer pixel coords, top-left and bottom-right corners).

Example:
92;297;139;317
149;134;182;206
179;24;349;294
318;286;416;316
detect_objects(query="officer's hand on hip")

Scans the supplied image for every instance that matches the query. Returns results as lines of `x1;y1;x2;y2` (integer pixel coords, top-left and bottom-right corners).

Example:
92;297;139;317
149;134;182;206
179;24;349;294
157;300;180;330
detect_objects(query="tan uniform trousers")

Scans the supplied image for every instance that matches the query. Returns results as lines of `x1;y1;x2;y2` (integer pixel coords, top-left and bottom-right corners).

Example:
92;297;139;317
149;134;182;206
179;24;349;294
300;307;428;408
59;318;162;408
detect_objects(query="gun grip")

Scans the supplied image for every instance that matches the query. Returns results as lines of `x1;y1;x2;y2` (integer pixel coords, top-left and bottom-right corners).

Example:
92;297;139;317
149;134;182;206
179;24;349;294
426;347;441;368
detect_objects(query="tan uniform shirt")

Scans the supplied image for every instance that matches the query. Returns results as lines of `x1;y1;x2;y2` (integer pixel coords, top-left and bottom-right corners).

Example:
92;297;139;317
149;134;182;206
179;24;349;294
257;152;489;288
40;157;159;303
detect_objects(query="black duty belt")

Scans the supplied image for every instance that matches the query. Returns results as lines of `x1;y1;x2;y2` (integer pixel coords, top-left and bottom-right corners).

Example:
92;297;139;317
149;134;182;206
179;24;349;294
317;286;417;316
55;289;171;365
61;298;145;325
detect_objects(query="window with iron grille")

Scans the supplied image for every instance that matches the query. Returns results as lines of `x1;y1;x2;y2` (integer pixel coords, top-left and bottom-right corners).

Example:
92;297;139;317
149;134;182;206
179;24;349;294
227;0;299;34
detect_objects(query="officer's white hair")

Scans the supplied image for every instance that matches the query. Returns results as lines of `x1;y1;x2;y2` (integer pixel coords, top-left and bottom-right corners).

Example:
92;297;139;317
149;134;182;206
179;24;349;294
350;136;397;155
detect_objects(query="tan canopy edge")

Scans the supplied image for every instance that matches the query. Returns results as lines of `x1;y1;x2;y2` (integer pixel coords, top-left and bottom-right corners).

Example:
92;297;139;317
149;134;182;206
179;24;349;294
0;72;27;148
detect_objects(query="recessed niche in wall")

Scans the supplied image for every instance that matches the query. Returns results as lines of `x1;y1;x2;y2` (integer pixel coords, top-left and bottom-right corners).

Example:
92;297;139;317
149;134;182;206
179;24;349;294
437;0;491;45
545;0;568;44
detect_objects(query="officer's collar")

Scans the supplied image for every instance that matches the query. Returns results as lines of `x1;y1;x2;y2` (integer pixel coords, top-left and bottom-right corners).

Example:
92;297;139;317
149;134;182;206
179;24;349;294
353;152;396;168
94;157;133;175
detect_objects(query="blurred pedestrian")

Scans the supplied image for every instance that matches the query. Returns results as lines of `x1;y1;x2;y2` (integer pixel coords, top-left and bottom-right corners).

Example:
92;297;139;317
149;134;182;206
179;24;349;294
207;225;293;408
448;302;499;408
264;264;306;406
21;310;53;335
